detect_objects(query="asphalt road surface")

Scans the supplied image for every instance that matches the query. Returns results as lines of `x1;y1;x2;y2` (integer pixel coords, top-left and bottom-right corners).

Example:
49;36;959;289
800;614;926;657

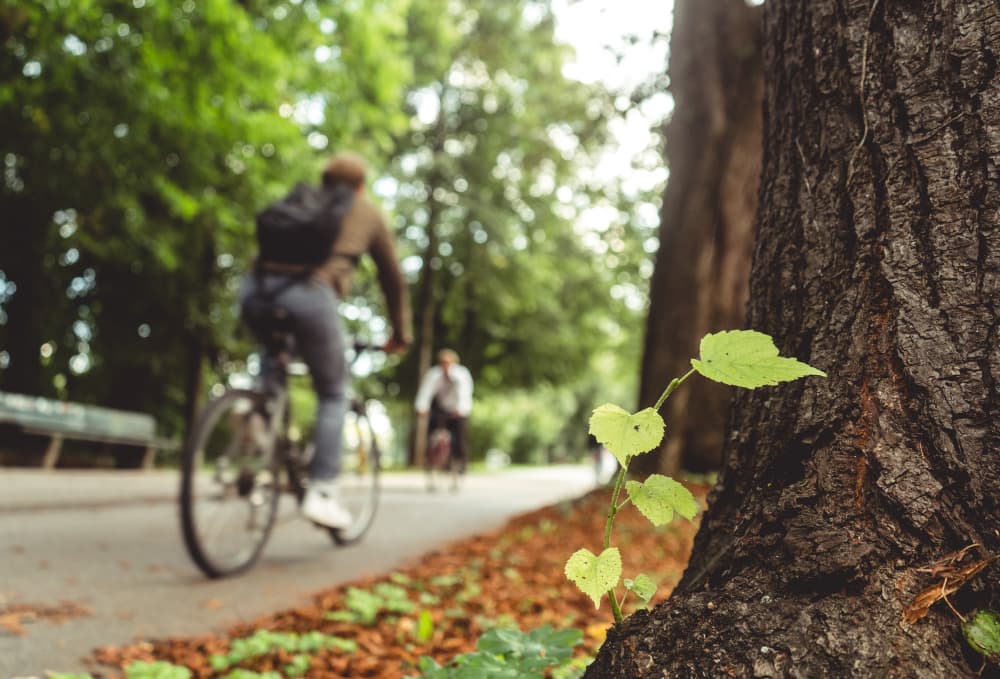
0;466;595;677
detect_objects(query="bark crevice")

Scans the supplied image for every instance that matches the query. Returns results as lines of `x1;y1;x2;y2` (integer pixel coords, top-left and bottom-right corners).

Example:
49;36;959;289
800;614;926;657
585;1;1000;676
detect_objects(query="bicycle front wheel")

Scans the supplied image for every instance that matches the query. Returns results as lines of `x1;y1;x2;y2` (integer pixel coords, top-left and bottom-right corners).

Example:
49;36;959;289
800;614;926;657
329;404;381;545
179;389;282;578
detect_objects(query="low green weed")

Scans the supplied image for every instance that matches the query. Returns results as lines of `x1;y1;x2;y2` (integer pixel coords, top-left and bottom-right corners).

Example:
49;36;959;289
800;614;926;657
324;582;416;625
50;661;192;679
209;630;355;673
406;625;582;679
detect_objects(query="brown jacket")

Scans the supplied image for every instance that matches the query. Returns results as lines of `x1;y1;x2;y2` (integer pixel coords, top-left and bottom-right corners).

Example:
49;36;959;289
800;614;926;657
260;192;411;343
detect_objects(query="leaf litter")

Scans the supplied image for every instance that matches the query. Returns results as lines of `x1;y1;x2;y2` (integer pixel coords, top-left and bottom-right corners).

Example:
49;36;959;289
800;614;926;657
89;482;707;678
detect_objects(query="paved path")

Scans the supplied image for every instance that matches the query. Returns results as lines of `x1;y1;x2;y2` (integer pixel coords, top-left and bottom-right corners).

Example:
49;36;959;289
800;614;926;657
0;466;596;677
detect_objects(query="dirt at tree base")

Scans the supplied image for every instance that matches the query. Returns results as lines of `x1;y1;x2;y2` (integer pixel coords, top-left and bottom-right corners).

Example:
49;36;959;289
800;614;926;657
86;482;708;678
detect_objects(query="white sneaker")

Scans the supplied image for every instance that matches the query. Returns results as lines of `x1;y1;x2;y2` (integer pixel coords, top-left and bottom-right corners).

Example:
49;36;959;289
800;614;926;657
301;481;352;529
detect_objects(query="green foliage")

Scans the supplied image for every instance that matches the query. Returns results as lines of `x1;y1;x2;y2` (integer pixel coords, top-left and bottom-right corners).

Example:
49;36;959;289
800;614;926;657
625;475;698;526
219;672;280;679
324;583;416;625
126;663;192;679
0;0;434;436
384;0;653;405
568;329;826;621
588;405;664;466
406;625;582;679
283;654;312;678
466;386;585;465
49;662;192;679
209;630;355;671
416;609;436;643
564;548;622;609
691;330;827;389
551;657;590;679
963;609;1000;665
0;0;660;475
623;574;656;606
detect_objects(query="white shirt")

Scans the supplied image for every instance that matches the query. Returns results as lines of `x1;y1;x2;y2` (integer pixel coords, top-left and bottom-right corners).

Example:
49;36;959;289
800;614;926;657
415;364;474;417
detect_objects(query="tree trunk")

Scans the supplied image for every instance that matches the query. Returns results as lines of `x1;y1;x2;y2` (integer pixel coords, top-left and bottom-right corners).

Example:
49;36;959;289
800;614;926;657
182;332;204;439
0;197;53;396
407;109;450;468
587;1;1000;676
634;0;762;477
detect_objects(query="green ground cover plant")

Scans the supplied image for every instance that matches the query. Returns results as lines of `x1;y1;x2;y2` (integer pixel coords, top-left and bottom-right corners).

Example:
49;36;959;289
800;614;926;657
405;625;582;679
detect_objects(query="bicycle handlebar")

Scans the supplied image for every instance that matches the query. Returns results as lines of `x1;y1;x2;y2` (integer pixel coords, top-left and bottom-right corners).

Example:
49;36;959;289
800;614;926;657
352;340;381;354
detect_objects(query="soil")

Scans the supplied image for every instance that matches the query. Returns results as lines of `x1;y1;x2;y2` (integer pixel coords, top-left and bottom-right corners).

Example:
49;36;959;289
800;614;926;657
87;481;707;678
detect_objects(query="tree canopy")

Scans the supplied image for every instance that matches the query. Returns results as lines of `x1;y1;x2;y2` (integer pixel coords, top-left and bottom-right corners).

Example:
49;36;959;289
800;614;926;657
0;0;664;459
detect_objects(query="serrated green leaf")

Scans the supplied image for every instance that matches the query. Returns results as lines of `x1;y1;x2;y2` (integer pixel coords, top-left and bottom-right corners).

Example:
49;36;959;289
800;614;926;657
564;548;622;609
626;475;699;526
589;405;665;465
623;574;656;604
964;609;1000;661
691;330;826;389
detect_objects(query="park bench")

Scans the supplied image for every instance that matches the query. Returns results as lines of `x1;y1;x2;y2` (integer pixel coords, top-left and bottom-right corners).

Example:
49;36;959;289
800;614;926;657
0;390;173;469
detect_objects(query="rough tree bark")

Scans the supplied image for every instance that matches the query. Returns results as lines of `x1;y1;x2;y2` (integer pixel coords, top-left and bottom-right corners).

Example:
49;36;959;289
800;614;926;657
635;0;762;477
587;1;1000;677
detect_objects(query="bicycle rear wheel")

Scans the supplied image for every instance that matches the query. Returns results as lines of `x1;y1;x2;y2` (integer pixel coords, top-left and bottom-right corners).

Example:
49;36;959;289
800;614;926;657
328;404;380;545
426;428;455;492
179;388;282;577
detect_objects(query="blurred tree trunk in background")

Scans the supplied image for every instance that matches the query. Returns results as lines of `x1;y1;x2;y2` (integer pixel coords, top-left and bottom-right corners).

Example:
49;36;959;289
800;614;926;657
586;0;1000;676
634;0;763;477
406;119;447;468
0;196;52;396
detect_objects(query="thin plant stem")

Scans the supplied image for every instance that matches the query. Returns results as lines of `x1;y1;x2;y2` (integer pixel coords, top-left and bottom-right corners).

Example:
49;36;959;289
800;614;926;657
653;368;697;412
602;368;698;623
604;462;629;623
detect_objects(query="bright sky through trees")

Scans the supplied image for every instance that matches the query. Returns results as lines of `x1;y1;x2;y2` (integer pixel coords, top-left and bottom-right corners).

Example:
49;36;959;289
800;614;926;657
550;0;674;310
554;0;673;195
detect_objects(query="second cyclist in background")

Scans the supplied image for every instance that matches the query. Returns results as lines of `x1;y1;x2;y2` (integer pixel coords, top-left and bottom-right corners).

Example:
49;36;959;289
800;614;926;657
241;151;410;530
415;349;474;481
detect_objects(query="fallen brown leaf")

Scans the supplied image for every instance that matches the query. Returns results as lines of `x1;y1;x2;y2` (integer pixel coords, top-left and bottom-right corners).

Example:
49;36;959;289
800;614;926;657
89;483;707;678
902;546;995;625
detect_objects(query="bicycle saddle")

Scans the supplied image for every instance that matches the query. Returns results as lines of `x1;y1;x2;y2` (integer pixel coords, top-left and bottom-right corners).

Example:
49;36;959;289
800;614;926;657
242;295;297;356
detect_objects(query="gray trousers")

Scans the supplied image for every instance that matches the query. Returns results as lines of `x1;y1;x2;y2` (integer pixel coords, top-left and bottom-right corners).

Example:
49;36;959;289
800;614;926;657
239;273;347;481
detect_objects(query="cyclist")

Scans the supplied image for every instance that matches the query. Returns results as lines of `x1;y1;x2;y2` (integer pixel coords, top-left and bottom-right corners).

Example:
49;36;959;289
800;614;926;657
240;151;410;529
415;349;474;475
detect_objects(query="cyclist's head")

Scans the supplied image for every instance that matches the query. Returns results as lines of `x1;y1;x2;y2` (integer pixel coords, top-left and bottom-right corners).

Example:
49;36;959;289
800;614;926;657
322;152;367;190
437;349;460;367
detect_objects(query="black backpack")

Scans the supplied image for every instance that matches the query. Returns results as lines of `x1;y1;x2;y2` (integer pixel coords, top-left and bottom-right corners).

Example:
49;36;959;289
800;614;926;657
255;182;355;268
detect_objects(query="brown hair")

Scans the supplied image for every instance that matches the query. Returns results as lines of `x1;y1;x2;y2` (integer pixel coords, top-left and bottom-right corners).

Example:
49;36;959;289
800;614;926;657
322;152;367;189
438;349;460;364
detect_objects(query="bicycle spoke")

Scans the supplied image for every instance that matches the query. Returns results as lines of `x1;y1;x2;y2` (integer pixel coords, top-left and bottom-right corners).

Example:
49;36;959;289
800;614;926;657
327;408;380;545
180;390;282;577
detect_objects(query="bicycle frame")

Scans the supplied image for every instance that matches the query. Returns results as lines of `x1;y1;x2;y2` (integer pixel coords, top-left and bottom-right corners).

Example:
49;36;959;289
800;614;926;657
179;339;383;577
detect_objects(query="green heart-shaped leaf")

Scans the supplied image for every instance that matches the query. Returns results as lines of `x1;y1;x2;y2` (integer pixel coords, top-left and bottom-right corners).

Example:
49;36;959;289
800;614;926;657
624;573;656;605
964;609;1000;661
589;404;665;466
564;547;622;609
626;474;699;526
691;330;826;389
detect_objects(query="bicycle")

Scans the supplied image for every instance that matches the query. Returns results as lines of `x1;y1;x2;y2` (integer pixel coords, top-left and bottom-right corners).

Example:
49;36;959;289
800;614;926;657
179;321;382;578
425;419;460;493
